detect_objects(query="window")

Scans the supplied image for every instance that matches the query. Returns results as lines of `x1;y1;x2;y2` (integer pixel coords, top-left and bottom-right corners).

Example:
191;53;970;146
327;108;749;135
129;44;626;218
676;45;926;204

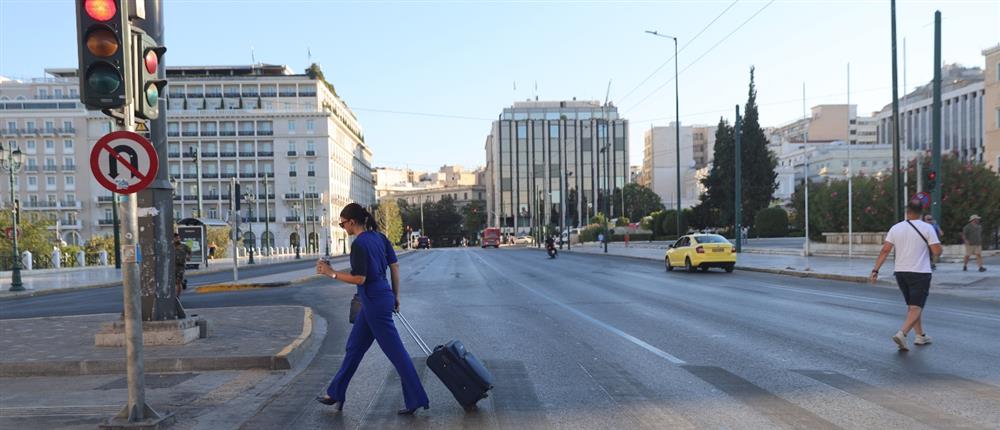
307;161;315;174
44;121;54;131
63;140;73;152
45;140;55;153
6;121;14;131
27;177;37;187
288;120;296;132
104;209;113;220
306;119;315;132
63;120;72;130
26;140;36;153
38;89;48;98
69;88;78;98
288;141;296;152
26;121;34;131
65;176;75;187
46;176;56;188
306;141;315;152
289;163;297;173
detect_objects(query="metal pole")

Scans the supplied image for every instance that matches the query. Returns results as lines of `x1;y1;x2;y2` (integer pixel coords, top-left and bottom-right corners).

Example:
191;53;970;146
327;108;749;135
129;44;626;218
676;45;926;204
890;0;903;221
120;192;147;422
673;35;682;237
7;152;24;291
247;195;255;265
301;191;308;254
735;105;742;253
230;177;238;282
112;192;121;269
931;11;942;223
193;145;203;218
847;62;853;259
803;82;811;257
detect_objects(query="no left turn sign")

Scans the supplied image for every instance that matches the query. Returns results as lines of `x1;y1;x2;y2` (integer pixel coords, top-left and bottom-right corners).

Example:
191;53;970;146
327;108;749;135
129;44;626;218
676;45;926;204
90;131;159;195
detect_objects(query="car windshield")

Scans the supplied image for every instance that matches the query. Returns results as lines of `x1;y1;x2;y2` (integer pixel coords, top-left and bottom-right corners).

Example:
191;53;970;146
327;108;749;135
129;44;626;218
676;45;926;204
694;235;729;244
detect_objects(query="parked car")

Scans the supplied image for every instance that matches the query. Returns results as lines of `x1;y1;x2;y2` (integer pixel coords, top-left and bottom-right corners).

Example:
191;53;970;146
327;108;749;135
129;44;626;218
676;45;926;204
665;234;736;273
513;235;534;245
417;236;431;249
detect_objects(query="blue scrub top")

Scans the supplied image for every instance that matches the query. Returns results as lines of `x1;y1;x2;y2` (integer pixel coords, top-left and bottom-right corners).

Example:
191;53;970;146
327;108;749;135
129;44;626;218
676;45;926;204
349;231;397;295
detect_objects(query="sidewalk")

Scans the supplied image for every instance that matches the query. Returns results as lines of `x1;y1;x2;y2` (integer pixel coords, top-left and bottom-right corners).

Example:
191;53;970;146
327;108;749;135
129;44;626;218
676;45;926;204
0;252;326;299
0;305;319;377
567;242;1000;301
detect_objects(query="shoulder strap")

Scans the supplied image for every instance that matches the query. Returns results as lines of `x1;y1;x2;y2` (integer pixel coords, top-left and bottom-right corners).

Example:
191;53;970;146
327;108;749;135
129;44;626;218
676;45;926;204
905;220;929;246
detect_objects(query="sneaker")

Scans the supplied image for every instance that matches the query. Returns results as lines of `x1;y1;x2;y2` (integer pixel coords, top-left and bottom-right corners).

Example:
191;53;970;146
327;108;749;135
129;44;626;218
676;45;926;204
963;265;968;271
979;267;987;272
914;334;932;345
892;332;909;351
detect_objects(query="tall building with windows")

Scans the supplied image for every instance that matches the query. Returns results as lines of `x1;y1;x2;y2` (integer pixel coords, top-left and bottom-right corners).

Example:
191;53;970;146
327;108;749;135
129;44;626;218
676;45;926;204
0;64;375;254
984;45;1000;170
485;100;628;234
875;64;985;164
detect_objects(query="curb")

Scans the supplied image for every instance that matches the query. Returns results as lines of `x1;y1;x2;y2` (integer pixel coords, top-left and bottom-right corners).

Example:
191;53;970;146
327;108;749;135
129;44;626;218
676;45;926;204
0;306;319;377
195;282;292;294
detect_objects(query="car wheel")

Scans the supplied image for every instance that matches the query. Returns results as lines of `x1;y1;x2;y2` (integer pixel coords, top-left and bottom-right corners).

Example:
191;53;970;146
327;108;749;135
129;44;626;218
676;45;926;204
725;265;734;273
685;258;696;273
665;258;673;272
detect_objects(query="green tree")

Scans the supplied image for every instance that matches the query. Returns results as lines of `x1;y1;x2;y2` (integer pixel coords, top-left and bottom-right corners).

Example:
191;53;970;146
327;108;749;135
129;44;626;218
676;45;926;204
374;199;403;246
424;196;464;246
305;63;338;97
84;234;117;266
206;226;230;258
462;200;487;239
738;67;779;227
697;117;735;227
754;207;789;238
0;213;54;269
621;183;664;220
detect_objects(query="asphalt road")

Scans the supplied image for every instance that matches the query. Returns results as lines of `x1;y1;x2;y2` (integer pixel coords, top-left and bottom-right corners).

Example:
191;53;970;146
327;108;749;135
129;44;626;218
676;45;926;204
3;248;999;429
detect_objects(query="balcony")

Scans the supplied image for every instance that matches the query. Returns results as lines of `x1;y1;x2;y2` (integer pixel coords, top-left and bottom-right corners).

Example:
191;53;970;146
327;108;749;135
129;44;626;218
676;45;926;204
203;194;221;200
167;131;180;137
58;127;76;136
257;172;275;178
221;172;238;178
279;91;297;97
0;128;18;137
58;220;82;229
182;173;198;179
304;193;319;199
98;219;116;226
286;151;297;156
307;171;315;177
25;166;39;172
260;92;277;98
183;195;198;201
283;193;301;199
256;151;274;157
202;172;219;179
205;92;222;98
258;193;275;200
238;130;254;136
23;128;39;135
61;164;76;172
202;152;218;157
200;130;218;137
182;131;199;137
257;130;273;136
238;151;256;157
241;91;258;98
219;130;236;136
305;150;316;156
288;171;297;177
285;216;301;222
23;201;58;209
219;152;237;157
168;152;181;158
305;216;319;222
43;165;58;172
224;92;241;98
239;172;256;178
97;195;116;202
41;128;56;136
298;91;317;97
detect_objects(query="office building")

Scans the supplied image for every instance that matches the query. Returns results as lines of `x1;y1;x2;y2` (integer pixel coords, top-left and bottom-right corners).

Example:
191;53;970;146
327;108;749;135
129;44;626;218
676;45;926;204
485;100;628;233
640;123;715;210
984;45;1000;170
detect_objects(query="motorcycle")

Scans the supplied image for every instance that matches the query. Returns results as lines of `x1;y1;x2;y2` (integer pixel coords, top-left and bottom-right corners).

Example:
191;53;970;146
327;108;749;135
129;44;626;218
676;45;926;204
546;243;558;259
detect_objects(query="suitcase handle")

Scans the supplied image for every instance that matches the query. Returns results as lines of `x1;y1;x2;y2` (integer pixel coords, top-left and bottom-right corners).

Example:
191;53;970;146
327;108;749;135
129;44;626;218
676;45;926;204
394;311;433;355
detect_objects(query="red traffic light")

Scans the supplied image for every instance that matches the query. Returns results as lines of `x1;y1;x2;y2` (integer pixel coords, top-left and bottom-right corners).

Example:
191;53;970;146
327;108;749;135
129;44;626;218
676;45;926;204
928;171;937;181
144;49;158;74
84;0;117;21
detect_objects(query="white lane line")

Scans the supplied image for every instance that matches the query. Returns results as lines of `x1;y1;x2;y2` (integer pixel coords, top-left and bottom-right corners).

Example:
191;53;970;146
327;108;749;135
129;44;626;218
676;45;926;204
471;251;686;365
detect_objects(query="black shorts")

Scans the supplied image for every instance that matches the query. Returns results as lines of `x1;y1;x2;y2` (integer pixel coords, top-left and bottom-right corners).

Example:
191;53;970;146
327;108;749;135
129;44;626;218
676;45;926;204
895;272;931;308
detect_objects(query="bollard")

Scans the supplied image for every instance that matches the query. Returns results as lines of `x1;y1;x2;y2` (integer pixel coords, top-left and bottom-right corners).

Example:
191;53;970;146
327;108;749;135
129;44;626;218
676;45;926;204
76;250;86;267
99;250;109;266
52;248;61;269
21;250;32;271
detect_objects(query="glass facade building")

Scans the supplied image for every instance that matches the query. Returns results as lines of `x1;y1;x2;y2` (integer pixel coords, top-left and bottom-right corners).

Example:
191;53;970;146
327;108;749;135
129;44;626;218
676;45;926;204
485;100;628;234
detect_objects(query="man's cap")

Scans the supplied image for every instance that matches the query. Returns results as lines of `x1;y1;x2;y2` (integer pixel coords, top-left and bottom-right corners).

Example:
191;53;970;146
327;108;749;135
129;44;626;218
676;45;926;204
970;214;981;221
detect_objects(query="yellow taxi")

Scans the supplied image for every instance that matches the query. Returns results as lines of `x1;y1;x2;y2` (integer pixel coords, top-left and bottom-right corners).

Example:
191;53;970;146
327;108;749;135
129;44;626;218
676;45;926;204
665;234;736;273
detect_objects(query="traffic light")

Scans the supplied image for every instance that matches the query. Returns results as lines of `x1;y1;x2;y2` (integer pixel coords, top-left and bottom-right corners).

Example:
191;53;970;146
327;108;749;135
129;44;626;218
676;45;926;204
927;171;937;189
76;0;130;109
133;30;166;119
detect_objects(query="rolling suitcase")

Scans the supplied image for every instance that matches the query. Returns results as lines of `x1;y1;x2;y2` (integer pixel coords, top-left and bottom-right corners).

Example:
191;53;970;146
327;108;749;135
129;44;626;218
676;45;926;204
395;312;494;410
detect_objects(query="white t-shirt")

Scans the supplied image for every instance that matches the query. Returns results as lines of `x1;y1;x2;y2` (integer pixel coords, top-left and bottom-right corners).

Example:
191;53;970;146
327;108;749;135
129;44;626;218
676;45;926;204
884;219;941;273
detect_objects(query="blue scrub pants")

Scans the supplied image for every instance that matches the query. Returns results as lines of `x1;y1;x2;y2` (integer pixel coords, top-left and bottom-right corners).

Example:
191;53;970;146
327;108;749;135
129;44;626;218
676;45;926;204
326;286;429;410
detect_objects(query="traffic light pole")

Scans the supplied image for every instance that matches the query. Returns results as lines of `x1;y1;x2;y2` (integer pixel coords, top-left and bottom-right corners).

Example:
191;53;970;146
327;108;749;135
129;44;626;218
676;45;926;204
734;105;742;253
931;11;942;222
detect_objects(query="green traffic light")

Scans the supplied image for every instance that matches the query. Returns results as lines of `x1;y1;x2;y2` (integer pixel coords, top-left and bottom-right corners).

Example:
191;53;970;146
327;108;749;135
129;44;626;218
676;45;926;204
145;85;158;107
86;64;121;94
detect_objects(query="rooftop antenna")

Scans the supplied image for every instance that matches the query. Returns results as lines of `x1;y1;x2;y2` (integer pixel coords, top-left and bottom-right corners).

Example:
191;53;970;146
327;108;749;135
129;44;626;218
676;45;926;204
604;79;612;119
250;45;256;66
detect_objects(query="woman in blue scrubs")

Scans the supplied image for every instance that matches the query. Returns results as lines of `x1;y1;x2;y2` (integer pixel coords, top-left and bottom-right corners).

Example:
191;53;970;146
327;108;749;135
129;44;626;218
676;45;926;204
315;203;429;415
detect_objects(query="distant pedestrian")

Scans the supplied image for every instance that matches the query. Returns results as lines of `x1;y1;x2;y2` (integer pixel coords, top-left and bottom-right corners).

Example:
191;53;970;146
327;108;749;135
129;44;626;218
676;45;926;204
597;233;605;244
962;214;986;272
870;200;942;351
922;214;943;269
208;241;217;259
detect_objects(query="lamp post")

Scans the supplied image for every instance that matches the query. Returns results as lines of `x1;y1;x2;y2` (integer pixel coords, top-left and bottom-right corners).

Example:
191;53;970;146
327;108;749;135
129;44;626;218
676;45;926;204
1;142;25;291
646;30;682;237
262;176;270;256
242;191;255;264
189;146;203;218
323;207;330;257
562;171;573;250
293;202;301;259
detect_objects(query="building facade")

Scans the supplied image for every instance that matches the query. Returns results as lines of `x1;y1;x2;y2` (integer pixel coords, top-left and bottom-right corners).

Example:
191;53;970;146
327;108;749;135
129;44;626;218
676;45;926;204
0;64;375;254
984;45;1000;170
641;123;715;210
771;104;877;148
875;64;985;164
485;100;628;234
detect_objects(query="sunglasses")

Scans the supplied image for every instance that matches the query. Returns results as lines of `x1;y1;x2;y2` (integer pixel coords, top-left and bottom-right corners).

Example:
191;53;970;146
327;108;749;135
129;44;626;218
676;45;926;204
338;219;350;228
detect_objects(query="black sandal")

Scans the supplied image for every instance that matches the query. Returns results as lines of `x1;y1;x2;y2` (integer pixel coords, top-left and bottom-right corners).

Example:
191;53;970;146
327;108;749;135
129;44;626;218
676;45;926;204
315;396;344;411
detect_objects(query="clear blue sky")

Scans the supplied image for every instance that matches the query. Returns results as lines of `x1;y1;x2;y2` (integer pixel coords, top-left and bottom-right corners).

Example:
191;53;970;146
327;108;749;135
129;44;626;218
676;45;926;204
2;1;997;170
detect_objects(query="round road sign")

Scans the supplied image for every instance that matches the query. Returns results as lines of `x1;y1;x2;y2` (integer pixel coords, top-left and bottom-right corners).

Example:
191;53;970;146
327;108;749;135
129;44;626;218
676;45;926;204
90;131;159;194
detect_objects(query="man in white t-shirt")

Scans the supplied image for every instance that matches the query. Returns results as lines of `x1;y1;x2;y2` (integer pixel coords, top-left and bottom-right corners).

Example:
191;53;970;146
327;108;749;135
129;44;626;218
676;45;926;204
870;200;943;351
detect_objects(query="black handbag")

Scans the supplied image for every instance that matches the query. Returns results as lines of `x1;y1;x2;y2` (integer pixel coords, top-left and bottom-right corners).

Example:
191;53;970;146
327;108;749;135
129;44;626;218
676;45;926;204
349;294;361;324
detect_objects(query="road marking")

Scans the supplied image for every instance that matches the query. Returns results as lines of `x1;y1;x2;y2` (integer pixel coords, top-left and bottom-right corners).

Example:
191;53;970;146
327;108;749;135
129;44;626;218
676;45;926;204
471;252;686;365
578;360;697;429
795;370;991;430
684;366;841;430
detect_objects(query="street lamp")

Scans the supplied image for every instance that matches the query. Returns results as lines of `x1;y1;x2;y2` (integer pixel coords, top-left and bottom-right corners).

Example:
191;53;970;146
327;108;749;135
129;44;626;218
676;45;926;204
322;207;330;257
0;142;25;291
242;191;255;264
646;30;682;237
189;146;203;218
293;203;301;259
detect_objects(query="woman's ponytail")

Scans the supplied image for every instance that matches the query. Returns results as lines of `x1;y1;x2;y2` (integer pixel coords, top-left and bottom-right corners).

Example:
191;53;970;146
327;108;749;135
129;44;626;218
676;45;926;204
364;209;379;232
